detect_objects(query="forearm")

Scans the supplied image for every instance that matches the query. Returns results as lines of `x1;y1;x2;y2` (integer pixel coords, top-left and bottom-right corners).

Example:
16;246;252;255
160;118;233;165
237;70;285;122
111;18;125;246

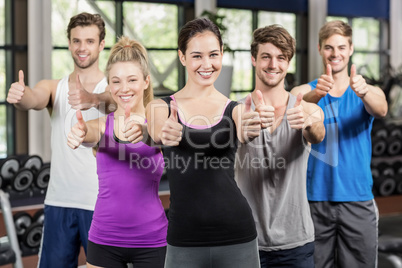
303;122;325;144
92;92;117;114
303;90;323;104
361;86;388;118
14;87;49;111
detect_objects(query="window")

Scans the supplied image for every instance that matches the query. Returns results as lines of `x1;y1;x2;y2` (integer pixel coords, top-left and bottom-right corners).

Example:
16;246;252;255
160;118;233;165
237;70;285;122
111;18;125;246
327;16;386;82
52;0;182;96
2;0;10;157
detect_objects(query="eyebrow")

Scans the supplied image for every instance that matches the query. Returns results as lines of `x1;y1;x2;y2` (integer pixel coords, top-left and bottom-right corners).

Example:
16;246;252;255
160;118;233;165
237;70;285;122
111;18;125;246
190;49;220;54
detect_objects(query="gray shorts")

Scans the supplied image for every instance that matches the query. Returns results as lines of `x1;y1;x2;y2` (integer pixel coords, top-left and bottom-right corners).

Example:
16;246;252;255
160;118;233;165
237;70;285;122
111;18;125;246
164;238;260;268
309;200;379;268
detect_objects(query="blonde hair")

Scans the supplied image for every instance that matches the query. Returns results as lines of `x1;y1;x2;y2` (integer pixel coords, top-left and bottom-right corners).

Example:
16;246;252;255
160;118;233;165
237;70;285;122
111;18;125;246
319;20;352;47
105;36;153;107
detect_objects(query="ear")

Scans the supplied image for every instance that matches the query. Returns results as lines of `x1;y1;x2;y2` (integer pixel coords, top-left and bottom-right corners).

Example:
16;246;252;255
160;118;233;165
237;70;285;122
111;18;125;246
143;75;150;91
99;39;106;52
68;39;72;51
349;43;354;56
251;56;257;67
178;50;186;67
317;44;321;52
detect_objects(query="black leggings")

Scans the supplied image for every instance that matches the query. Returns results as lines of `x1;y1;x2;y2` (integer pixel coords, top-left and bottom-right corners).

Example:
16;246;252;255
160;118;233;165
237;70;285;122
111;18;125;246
87;240;166;268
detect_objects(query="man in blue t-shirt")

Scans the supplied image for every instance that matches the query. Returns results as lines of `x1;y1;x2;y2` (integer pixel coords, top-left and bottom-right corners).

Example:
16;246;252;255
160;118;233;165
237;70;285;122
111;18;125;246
291;20;387;268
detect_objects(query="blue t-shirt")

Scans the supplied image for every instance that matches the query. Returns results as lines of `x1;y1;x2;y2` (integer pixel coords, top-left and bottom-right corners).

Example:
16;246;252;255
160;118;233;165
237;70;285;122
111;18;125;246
307;79;374;201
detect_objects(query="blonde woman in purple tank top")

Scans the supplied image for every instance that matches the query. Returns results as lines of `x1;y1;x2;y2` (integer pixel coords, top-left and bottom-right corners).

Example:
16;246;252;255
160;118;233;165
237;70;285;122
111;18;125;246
67;36;167;268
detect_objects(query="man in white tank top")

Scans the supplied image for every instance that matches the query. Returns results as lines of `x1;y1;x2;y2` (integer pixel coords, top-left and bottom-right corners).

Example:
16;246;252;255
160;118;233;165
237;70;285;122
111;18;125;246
235;25;325;268
6;12;114;268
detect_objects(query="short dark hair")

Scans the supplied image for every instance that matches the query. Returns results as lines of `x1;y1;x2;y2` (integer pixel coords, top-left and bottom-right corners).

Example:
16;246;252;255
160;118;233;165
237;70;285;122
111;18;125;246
67;12;106;43
251;24;295;62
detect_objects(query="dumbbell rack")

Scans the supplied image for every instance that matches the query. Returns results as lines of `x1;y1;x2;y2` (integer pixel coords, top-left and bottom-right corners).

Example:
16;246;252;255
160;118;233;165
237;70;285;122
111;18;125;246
372;118;402;215
0;190;24;267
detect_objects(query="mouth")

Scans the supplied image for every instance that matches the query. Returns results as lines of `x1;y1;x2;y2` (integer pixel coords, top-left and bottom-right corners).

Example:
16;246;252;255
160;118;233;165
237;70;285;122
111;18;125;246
78;54;89;60
198;71;213;78
329;59;341;64
264;70;280;77
119;95;134;102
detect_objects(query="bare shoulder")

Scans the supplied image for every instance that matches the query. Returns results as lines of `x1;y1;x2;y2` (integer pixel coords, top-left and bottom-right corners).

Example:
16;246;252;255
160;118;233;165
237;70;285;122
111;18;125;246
290;84;312;96
146;98;170;118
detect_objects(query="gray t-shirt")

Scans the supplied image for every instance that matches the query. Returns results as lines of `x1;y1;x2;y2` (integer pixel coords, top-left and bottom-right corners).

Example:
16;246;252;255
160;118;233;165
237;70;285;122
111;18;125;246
235;92;314;252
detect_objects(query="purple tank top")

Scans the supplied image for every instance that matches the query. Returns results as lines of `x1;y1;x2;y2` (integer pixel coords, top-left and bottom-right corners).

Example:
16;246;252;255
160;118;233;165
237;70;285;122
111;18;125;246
89;113;167;248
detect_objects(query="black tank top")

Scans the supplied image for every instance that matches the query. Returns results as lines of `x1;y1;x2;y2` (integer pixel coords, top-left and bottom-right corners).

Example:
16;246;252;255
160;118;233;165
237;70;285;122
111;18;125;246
161;96;256;247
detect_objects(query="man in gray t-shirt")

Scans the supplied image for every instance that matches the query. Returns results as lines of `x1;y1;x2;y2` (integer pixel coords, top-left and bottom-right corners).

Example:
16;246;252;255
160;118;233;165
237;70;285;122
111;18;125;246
235;25;325;268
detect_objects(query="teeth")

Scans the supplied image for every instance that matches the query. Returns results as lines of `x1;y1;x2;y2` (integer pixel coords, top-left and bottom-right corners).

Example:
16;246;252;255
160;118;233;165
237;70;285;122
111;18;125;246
199;71;212;76
78;54;87;58
121;96;131;100
331;59;340;63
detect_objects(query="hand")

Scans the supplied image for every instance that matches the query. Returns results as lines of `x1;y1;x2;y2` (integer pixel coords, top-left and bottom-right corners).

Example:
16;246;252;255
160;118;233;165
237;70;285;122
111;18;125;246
287;93;306;130
68;74;95;110
241;94;261;141
254;90;275;129
7;70;25;104
159;101;183;146
67;110;88;149
350;64;369;98
315;64;334;97
122;104;145;144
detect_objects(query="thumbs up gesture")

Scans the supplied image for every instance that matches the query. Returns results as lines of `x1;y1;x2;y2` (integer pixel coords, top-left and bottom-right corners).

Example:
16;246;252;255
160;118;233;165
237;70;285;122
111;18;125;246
67;110;88;149
241;94;262;141
159;101;183;146
287;93;306;130
315;64;334;97
254;90;275;129
122;104;146;144
349;64;369;98
7;70;26;104
68;73;94;110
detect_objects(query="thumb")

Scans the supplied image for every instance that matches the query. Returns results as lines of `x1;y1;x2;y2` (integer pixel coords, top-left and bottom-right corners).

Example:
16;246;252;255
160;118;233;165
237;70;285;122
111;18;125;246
326;64;332;77
294;93;302;107
76;110;85;129
124;103;131;121
255;90;265;106
18;70;25;86
76;73;82;90
350;64;356;81
245;94;252;113
169;101;178;121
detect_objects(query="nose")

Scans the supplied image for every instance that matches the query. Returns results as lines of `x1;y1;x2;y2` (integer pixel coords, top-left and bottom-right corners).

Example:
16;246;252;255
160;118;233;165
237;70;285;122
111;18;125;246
332;48;339;57
202;57;212;69
121;81;129;93
268;57;277;69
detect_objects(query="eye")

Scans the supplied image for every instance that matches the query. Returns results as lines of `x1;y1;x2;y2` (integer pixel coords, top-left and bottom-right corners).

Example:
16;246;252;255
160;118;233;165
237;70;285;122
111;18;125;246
193;55;201;59
210;53;219;58
129;79;137;83
88;40;94;44
112;80;120;84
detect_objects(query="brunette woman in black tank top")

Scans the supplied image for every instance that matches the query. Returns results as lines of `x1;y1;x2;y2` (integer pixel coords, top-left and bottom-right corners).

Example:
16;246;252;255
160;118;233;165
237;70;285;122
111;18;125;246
146;18;261;268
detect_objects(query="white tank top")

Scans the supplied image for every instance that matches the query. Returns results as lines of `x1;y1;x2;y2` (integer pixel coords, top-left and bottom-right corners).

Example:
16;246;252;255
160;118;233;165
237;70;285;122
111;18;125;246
45;75;107;211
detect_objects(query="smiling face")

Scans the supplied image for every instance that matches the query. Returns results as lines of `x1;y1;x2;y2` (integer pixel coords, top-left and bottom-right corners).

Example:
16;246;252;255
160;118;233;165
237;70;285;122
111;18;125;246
68;25;105;69
109;61;149;112
178;31;223;87
252;42;289;89
319;34;353;75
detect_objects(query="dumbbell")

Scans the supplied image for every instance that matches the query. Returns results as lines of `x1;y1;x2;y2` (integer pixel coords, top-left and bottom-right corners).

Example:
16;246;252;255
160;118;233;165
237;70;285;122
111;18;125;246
372;122;387;157
16;155;43;172
0;157;34;192
22;222;42;249
34;163;50;190
13;212;32;238
385;124;402;156
392;161;402;195
32;209;44;225
373;162;396;196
